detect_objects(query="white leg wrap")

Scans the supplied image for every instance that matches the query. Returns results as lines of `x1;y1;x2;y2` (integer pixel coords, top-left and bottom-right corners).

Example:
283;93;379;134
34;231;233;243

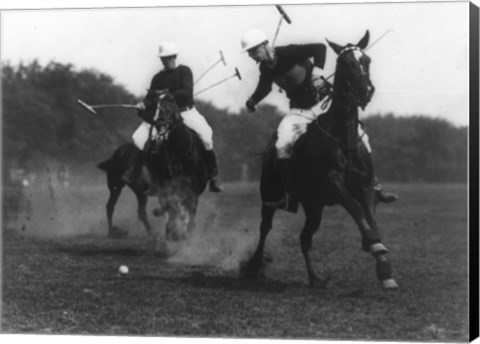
381;278;399;290
370;242;388;255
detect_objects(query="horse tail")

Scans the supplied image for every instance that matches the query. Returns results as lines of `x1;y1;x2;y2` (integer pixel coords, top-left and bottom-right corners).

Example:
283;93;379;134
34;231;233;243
97;159;113;172
97;143;136;172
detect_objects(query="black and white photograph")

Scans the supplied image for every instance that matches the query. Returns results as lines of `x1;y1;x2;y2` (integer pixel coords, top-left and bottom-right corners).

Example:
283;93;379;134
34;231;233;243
1;0;476;343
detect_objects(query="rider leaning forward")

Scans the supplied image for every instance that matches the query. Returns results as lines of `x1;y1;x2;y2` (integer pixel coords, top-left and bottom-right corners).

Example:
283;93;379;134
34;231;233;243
241;29;398;210
123;42;224;193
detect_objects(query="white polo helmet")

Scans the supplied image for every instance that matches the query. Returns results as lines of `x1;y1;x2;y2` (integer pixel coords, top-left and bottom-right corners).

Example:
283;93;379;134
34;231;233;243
241;29;269;52
158;42;178;57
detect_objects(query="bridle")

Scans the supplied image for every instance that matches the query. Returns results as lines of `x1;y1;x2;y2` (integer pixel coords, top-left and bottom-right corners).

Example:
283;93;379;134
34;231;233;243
314;46;373;149
321;45;374;112
150;93;194;162
152;93;182;141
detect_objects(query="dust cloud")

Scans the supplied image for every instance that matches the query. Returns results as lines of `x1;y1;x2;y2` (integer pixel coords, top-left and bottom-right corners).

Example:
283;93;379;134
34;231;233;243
167;211;258;273
4;168;260;273
5;170;110;237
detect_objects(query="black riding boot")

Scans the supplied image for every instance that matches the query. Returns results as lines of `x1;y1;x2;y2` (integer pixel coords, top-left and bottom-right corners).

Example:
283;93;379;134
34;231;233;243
264;159;298;213
374;178;399;203
205;150;224;192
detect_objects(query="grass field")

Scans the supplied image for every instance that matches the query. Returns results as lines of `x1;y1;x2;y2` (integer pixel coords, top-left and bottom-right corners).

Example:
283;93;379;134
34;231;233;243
1;180;469;341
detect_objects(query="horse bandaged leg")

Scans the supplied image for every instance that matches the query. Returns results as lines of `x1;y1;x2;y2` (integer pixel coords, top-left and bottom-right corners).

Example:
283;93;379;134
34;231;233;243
180;107;213;150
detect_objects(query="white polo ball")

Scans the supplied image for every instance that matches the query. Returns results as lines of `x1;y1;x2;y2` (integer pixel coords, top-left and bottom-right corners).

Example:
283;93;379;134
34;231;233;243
118;265;129;275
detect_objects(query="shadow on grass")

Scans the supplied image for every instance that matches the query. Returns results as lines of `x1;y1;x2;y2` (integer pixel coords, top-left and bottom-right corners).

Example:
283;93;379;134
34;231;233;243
54;245;149;257
177;270;299;294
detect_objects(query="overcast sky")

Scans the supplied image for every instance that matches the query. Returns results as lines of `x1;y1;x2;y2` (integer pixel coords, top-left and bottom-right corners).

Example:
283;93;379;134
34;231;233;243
1;0;473;126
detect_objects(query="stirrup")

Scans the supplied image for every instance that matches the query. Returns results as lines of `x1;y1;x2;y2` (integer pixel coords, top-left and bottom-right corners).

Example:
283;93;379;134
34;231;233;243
209;177;224;192
265;194;298;213
265;197;288;210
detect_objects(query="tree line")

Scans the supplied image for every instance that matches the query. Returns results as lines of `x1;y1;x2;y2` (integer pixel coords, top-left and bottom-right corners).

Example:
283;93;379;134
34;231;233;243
2;61;467;183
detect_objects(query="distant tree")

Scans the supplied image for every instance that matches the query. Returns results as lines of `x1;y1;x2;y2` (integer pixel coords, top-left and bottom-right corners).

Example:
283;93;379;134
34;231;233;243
2;61;468;183
364;114;467;182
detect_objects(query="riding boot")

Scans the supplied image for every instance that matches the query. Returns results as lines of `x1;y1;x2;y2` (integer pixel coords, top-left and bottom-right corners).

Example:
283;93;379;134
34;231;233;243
264;159;298;213
205;150;224;192
374;178;399;203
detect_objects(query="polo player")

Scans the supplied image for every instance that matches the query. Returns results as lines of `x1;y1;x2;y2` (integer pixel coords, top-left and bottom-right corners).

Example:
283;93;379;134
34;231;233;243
125;42;223;193
241;29;398;210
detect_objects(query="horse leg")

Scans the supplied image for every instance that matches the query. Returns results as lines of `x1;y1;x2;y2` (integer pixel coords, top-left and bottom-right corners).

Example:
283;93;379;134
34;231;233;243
134;192;152;235
241;205;275;278
358;188;399;290
106;186;122;238
329;177;398;289
185;195;199;235
300;204;325;288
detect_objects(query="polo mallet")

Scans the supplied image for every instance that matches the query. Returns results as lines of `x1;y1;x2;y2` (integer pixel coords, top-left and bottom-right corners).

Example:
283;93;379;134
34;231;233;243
272;5;292;46
77;99;140;115
194;50;227;85
365;29;394;52
195;67;242;95
315;29;395;85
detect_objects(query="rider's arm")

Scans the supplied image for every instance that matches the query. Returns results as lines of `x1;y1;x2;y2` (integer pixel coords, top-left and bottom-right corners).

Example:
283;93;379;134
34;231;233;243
286;43;328;94
143;75;160;108
287;43;327;69
250;69;274;105
171;66;194;101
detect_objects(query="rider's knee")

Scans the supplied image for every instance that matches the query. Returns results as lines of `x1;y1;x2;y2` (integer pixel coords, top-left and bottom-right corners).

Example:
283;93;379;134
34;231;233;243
203;140;214;151
275;144;293;159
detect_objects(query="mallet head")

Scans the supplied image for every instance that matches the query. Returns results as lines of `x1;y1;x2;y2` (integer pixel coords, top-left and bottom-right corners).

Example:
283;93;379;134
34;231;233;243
235;67;242;81
276;5;292;24
220;50;227;66
77;99;97;115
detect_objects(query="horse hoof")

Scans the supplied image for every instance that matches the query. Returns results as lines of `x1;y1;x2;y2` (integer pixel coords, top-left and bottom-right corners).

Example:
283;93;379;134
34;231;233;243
381;278;399;290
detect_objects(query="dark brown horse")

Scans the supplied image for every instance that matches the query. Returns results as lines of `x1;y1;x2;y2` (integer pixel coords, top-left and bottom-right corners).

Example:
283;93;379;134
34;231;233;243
241;31;399;290
98;92;209;240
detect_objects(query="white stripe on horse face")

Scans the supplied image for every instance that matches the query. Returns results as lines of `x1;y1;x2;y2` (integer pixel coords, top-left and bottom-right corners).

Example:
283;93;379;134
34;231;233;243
353;49;365;74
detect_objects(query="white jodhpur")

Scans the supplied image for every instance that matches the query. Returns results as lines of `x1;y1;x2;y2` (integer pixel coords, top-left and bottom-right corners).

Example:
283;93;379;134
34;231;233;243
275;102;372;159
132;121;158;150
180;107;214;151
132;107;214;151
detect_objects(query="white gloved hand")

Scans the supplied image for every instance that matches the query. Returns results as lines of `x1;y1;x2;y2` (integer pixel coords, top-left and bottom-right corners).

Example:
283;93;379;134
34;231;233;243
136;101;146;110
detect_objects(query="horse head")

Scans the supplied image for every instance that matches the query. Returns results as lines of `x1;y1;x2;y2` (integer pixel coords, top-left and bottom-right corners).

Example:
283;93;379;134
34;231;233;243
326;31;375;110
152;91;183;140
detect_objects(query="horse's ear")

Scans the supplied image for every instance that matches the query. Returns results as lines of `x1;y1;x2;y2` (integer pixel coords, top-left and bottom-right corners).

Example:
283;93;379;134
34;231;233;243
326;38;343;55
357;30;370;50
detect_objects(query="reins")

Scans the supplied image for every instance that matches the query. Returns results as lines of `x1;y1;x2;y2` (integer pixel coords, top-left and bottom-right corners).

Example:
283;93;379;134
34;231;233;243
155;109;195;163
313;46;370;150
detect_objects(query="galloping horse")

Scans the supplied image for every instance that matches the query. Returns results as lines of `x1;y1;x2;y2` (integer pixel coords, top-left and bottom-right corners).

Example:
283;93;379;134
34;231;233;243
98;92;209;240
241;31;399;290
